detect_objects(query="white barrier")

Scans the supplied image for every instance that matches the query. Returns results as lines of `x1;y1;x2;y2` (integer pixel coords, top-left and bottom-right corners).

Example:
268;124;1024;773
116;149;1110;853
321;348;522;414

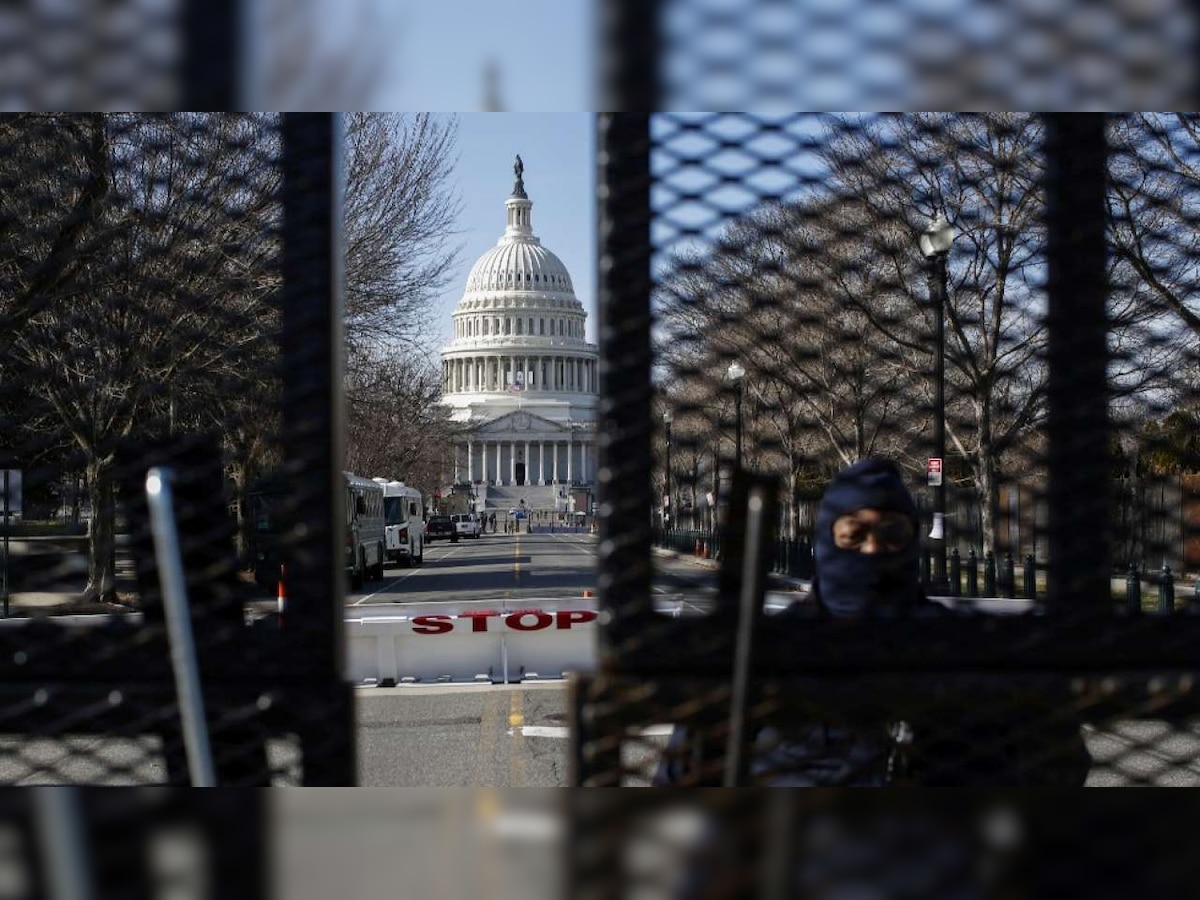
345;597;599;685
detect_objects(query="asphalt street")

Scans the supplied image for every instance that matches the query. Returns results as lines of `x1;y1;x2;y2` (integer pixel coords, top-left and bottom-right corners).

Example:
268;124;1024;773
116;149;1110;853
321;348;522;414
2;530;1197;786
346;529;601;607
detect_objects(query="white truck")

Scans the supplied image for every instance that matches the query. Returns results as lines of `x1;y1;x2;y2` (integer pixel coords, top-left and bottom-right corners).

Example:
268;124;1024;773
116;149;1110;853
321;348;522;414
374;479;425;567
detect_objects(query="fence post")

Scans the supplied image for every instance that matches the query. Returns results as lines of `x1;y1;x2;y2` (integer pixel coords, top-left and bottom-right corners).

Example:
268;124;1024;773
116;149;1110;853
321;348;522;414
1159;564;1175;615
1023;554;1036;600
967;548;979;598
984;551;996;597
1003;552;1016;599
921;546;932;588
1126;562;1140;615
948;548;961;597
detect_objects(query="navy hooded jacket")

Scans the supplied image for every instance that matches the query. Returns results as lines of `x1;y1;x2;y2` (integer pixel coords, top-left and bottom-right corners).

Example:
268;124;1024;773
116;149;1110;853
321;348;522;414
653;458;1090;786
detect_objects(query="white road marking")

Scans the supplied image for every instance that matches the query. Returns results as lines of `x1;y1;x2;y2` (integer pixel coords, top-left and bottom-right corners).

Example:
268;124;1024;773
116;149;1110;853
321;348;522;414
350;544;468;605
515;724;673;740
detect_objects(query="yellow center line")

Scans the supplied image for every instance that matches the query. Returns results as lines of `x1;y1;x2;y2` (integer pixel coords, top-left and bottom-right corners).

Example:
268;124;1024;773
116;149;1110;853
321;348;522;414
473;690;501;786
509;689;527;786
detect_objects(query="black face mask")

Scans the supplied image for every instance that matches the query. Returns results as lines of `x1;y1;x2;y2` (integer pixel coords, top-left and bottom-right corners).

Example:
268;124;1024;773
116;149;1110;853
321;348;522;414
813;459;920;617
813;541;919;616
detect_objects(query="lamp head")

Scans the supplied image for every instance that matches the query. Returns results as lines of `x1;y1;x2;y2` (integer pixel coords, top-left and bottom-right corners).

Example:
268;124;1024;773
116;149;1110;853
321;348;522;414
919;211;955;258
726;360;746;383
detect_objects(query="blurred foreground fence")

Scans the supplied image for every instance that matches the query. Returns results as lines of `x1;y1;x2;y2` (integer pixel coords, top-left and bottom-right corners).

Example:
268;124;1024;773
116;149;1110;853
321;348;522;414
575;61;1200;900
0;112;353;789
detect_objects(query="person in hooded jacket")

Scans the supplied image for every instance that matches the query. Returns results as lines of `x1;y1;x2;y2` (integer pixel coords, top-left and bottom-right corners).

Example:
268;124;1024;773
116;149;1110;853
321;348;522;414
653;457;1091;787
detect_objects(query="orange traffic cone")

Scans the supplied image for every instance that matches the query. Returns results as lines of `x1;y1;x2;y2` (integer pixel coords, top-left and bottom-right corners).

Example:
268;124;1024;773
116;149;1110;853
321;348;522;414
702;541;710;560
276;564;286;626
695;539;702;557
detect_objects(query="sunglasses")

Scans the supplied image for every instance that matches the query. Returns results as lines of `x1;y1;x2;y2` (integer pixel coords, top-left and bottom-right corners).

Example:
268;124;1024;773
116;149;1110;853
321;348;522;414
832;510;915;553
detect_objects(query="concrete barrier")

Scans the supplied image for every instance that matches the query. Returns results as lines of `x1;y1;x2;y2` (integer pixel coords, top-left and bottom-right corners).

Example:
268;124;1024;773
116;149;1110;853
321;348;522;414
345;597;600;685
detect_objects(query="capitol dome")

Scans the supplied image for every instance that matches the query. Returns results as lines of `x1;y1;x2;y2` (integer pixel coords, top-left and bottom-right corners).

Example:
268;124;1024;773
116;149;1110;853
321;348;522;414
440;156;598;500
464;236;575;295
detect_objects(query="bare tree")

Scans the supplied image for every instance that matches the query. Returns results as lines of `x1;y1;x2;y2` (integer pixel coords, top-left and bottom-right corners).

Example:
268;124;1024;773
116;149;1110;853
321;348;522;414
344;350;457;501
343;113;461;362
815;113;1053;550
4;115;281;601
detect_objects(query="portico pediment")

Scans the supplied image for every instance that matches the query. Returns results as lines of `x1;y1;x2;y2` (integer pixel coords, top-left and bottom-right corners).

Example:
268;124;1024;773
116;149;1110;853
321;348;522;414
471;410;568;437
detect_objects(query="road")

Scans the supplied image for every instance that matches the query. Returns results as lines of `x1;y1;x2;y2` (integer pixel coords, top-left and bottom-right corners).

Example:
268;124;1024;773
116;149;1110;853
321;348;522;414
342;528;747;611
346;529;600;607
4;530;1195;786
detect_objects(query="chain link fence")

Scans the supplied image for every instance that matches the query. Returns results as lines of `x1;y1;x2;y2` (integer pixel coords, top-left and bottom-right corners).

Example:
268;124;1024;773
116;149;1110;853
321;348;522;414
0;112;352;792
579;19;1200;891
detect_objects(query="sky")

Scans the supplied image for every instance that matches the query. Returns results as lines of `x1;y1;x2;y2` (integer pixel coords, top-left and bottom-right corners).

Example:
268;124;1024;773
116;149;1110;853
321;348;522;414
377;1;593;111
427;114;597;355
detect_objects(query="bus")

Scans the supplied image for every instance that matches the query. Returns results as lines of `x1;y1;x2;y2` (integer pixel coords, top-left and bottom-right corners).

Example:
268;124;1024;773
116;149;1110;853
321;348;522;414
345;473;386;589
373;478;425;567
246;472;388;591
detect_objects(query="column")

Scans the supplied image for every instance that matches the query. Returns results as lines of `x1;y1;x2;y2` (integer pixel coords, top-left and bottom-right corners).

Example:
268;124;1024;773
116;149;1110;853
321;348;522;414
495;441;502;485
567;435;574;483
539;441;546;485
524;441;531;485
553;441;559;483
580;442;587;484
467;440;474;482
507;440;514;485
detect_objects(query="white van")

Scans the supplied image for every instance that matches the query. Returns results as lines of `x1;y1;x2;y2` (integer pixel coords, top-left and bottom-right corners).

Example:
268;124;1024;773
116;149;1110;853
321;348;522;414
452;513;482;539
374;479;425;567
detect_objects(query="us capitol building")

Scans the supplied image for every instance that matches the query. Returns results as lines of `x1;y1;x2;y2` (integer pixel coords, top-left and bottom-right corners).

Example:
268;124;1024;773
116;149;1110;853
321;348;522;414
439;157;597;516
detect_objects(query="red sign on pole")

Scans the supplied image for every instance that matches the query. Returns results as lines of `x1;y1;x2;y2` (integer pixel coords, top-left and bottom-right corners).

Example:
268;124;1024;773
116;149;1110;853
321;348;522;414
927;458;943;487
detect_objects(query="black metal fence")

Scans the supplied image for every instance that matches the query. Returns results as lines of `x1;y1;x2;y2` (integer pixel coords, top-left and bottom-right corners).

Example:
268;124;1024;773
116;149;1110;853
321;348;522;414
0;112;353;794
577;12;1200;888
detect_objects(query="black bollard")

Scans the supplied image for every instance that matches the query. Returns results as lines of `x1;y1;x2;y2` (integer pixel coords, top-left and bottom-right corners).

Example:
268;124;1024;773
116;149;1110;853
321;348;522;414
921;547;932;587
1003;552;1016;599
1159;564;1175;615
1126;562;1141;615
967;548;979;598
984;551;996;597
949;548;961;597
1023;554;1037;600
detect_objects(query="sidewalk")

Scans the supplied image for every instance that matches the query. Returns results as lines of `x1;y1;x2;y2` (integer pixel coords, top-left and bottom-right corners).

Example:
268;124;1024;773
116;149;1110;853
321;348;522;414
651;545;813;594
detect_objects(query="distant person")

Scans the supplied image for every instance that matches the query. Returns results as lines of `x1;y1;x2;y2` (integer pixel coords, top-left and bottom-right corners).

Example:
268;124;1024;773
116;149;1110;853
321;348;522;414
654;457;1091;786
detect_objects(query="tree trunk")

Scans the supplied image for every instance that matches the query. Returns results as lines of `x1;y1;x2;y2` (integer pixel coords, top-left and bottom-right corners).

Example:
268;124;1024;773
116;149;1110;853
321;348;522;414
975;451;1000;554
83;460;116;602
230;461;250;561
786;468;798;541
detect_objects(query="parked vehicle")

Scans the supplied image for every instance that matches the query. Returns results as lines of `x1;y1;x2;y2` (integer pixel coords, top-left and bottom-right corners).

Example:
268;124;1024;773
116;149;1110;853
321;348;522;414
248;472;387;591
452;513;482;539
425;514;458;543
374;479;425;567
345;473;386;589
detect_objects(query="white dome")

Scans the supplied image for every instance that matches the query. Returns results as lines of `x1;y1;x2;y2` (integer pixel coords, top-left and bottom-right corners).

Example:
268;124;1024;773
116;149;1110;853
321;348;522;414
464;239;575;295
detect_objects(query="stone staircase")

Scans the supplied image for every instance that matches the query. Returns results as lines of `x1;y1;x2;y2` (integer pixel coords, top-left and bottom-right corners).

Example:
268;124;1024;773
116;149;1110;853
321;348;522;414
483;483;569;512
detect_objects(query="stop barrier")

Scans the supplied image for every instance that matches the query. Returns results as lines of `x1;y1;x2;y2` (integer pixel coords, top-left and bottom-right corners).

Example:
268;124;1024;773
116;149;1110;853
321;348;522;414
344;597;600;685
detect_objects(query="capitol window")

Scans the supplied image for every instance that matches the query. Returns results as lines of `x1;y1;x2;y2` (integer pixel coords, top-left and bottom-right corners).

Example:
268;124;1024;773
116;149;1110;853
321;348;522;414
540;319;545;335
517;319;524;335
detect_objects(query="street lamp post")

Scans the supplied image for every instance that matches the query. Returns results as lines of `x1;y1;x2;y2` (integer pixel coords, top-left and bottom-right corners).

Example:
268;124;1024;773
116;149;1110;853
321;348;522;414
727;361;745;470
919;210;955;596
663;410;673;528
